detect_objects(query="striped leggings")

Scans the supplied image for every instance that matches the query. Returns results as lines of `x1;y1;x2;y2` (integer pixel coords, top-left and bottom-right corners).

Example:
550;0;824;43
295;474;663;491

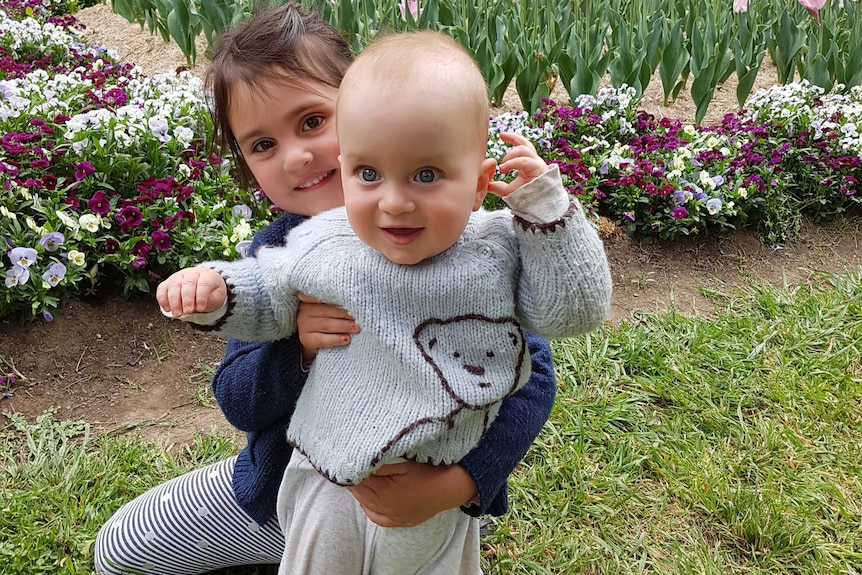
94;457;283;575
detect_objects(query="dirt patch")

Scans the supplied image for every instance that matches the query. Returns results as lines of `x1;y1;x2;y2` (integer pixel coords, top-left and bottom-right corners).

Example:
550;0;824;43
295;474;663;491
3;6;860;446
0;295;238;446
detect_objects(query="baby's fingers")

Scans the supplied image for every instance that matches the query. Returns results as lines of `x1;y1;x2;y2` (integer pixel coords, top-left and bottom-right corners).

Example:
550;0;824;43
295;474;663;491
498;131;532;148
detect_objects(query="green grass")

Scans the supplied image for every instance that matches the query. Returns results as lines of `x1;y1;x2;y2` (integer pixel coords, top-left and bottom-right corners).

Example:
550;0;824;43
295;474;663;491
2;272;861;574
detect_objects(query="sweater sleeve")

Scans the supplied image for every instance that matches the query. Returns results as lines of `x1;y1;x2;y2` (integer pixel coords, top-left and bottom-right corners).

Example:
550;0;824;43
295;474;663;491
505;165;613;338
458;331;555;517
213;336;306;431
187;244;299;341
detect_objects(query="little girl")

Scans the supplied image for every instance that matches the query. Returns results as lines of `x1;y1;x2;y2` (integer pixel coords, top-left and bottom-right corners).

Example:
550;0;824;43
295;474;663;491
94;4;557;574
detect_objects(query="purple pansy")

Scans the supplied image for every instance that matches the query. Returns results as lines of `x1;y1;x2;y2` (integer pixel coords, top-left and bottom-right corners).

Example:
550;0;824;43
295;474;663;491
151;230;172;251
87;191;111;215
671;206;688;220
41;262;67;287
39;232;64;252
9;247;37;267
117;205;143;232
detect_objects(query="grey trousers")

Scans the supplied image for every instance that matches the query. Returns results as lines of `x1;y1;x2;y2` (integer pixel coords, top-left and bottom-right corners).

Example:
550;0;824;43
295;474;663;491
277;449;481;575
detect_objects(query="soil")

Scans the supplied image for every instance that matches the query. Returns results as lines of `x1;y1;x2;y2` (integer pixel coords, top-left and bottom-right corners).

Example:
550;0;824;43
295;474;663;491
2;5;861;448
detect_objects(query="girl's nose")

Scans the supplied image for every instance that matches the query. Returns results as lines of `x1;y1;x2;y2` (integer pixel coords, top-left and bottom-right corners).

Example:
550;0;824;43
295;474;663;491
283;147;313;172
378;185;415;215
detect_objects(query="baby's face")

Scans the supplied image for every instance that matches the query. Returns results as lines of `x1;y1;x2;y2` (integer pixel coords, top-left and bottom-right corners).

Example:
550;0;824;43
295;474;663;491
337;88;493;265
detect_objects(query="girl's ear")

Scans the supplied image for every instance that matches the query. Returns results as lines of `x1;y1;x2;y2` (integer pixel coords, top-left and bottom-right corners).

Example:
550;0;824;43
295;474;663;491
473;158;497;211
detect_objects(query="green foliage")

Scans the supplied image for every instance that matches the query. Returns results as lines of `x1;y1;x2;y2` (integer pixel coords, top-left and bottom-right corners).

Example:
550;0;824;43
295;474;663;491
110;0;862;121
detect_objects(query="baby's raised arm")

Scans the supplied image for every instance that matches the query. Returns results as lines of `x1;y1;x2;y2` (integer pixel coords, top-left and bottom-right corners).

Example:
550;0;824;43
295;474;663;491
157;267;227;318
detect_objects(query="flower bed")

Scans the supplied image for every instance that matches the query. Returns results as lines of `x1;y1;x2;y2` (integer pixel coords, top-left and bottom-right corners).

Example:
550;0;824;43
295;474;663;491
1;3;271;322
1;1;861;323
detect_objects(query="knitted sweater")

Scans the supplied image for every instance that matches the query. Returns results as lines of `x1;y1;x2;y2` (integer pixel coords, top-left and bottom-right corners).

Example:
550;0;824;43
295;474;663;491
211;215;556;527
196;166;611;486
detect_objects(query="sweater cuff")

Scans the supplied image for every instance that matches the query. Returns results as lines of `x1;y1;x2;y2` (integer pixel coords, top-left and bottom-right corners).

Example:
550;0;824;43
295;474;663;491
161;298;228;325
503;164;568;223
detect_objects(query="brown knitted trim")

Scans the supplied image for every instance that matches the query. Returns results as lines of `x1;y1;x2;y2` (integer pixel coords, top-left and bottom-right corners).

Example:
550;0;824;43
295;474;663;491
513;199;578;234
287;410;474;487
190;267;236;332
289;403;497;486
370;407;462;467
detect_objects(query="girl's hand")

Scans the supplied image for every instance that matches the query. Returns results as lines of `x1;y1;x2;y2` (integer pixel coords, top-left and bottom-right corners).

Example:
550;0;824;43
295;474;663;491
156;267;227;318
296;293;358;362
346;461;477;527
487;132;549;198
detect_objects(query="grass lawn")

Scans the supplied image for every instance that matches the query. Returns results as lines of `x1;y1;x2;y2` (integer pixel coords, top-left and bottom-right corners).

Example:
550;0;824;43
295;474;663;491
2;272;861;574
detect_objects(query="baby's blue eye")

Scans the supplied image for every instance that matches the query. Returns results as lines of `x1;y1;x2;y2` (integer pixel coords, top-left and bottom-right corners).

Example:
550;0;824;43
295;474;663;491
415;169;439;183
359;168;379;182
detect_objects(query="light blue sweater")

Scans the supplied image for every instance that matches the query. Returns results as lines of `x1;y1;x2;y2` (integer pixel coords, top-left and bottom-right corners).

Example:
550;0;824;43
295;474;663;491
189;166;611;485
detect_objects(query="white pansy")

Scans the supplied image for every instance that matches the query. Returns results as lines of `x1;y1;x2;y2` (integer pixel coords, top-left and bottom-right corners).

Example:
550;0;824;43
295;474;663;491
231;220;252;243
174;126;194;147
79;214;100;232
699;171;717;190
67;250;86;266
56;210;79;229
25;217;43;233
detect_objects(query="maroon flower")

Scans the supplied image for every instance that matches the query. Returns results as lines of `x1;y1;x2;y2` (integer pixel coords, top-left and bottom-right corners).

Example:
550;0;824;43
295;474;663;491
41;174;57;190
117;205;143;233
131;241;151;257
87;191;111;215
74;161;95;180
151;230;172;251
104;238;120;254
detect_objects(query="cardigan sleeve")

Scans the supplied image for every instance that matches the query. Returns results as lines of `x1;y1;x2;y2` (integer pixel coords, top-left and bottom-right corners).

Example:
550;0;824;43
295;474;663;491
212;214;310;432
458;331;555;516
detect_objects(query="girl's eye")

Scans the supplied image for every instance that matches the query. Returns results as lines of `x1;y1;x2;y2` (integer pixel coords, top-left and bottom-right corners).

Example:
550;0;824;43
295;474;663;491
415;168;440;183
302;115;324;132
251;140;275;154
359;167;379;182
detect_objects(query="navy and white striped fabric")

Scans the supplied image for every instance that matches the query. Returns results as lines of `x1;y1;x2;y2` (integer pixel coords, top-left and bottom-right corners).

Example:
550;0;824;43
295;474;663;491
95;457;283;574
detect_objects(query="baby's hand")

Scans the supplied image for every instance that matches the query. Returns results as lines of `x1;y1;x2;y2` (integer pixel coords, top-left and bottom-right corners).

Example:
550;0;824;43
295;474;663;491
487;132;549;197
156;267;227;318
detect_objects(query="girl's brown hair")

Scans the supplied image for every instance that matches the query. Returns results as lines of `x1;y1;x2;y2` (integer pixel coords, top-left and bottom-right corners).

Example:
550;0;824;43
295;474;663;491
206;3;352;186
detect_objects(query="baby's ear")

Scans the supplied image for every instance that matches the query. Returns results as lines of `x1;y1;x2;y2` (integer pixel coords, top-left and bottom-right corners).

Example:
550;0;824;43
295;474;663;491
473;158;497;210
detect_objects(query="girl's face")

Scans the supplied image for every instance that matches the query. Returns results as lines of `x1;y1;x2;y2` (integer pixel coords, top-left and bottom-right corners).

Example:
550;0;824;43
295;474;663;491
229;78;343;216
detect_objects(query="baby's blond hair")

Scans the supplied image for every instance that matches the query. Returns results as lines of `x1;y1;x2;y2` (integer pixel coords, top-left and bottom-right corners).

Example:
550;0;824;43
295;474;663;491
338;31;490;152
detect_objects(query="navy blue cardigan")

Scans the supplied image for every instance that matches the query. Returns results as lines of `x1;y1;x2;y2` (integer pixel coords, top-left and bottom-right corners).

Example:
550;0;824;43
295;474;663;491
213;212;557;526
